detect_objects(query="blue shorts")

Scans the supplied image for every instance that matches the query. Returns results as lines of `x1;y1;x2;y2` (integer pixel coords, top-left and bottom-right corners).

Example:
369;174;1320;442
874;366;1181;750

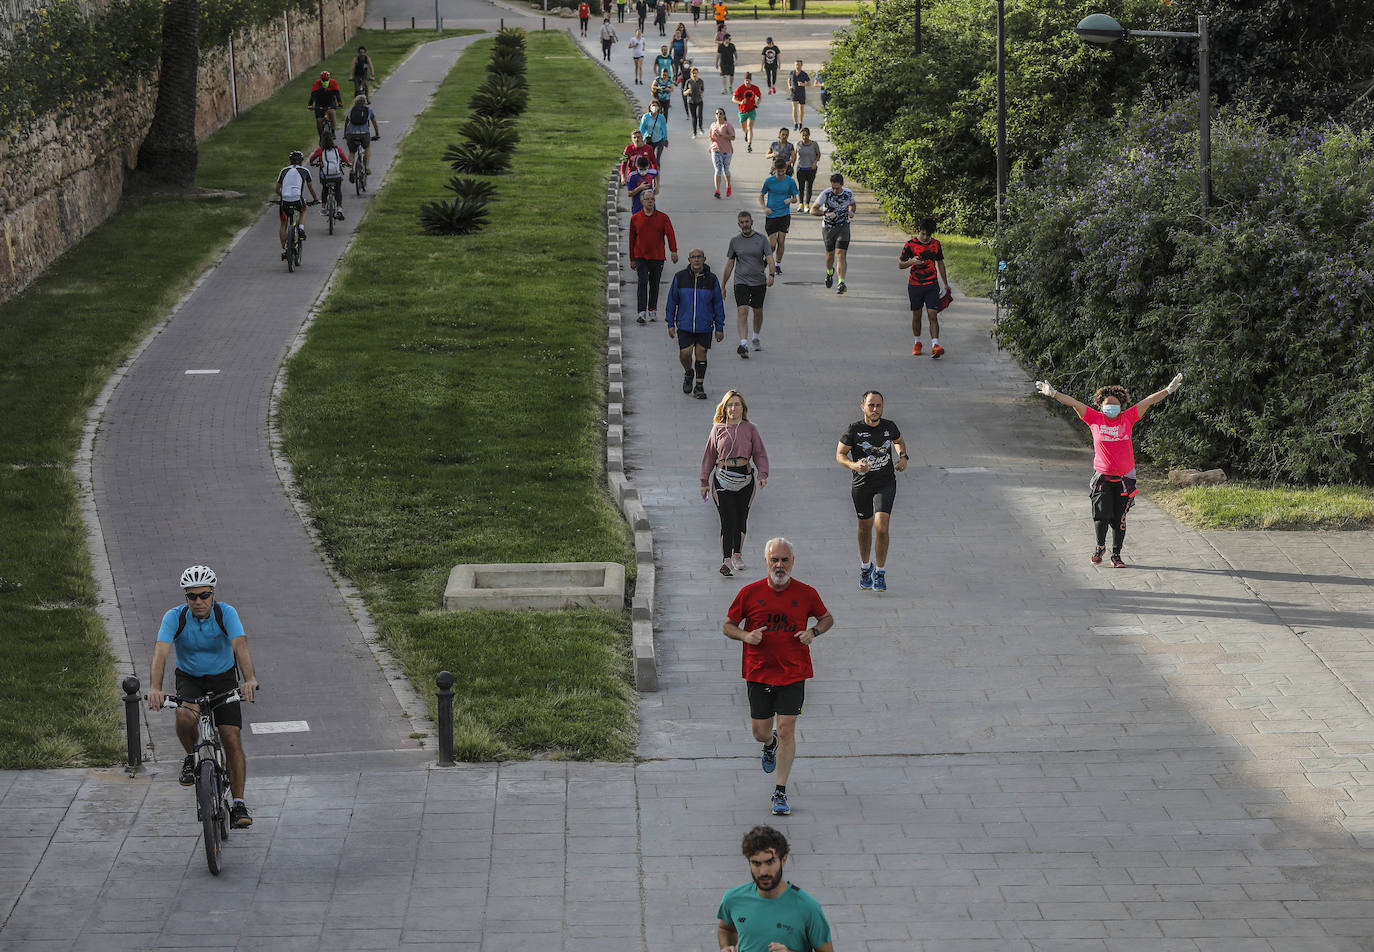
676;329;714;350
712;152;732;175
908;282;943;313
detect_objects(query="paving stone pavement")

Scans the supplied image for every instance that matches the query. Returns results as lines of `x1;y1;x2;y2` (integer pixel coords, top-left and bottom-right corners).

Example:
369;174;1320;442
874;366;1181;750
5;13;1374;952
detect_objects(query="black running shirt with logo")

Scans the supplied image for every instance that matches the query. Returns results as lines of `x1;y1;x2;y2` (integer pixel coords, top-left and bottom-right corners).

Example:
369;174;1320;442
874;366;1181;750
840;417;901;488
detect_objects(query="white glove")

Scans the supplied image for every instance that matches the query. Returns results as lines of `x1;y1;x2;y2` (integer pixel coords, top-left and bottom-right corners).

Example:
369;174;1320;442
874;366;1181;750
1034;380;1056;397
1166;373;1184;394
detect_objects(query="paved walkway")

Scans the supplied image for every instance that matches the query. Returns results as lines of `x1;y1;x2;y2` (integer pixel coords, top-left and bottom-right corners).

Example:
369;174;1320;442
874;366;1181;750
5;14;1374;952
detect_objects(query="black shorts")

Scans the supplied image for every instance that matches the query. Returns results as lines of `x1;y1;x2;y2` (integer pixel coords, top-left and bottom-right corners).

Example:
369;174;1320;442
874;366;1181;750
734;284;767;308
791;89;806;103
764;214;791;235
822;223;851;251
345;133;369;152
278;199;306;222
852;477;896;520
747;680;806;719
677;329;714;350
313;103;336;118
174;667;243;730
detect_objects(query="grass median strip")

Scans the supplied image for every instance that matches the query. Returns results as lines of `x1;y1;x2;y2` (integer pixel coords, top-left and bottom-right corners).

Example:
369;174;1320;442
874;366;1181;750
1140;477;1374;530
277;32;638;762
0;29;469;768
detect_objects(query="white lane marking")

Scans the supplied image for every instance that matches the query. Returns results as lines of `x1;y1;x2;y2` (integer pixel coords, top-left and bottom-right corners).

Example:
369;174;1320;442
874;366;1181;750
184;369;221;375
250;720;311;734
945;467;990;474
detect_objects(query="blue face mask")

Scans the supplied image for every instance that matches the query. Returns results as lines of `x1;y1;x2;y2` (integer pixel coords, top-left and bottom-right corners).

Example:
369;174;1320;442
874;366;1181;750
1101;404;1122;419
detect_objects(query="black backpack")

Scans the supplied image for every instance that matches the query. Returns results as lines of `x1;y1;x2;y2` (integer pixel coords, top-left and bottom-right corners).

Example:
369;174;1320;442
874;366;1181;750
173;602;228;640
349;103;369;127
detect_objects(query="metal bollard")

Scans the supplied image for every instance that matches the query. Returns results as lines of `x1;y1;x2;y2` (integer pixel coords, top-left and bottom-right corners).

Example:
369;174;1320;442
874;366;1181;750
754;4;757;17
382;16;386;28
122;676;142;775
542;16;547;29
501;17;504;27
436;670;455;766
411;16;416;28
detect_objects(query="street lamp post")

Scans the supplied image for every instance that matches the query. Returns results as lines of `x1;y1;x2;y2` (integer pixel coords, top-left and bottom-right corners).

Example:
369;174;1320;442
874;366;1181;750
995;0;1005;232
1075;12;1211;212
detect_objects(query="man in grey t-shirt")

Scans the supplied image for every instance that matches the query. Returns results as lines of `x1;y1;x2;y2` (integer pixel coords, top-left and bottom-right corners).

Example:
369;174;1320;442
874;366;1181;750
720;210;776;358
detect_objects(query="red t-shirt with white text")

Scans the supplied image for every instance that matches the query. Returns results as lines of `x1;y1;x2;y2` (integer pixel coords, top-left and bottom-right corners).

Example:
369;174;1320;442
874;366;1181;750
727;578;829;685
1080;404;1140;476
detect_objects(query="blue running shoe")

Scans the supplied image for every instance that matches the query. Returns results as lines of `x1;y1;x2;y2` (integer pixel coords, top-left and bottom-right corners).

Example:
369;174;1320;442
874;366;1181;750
761;731;778;773
873;569;886;593
859;564;873;590
771;790;791;815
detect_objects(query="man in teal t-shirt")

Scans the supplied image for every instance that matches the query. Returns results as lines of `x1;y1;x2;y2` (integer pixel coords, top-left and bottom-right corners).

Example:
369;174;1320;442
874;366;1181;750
758;162;799;274
717;825;835;952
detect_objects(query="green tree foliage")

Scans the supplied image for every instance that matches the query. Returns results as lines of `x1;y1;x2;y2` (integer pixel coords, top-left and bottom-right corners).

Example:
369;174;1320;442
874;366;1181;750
1145;0;1374;128
824;0;1159;233
992;100;1374;482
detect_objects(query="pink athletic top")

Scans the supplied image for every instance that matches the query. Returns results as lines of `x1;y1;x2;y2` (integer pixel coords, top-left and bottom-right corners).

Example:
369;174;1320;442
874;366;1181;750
1079;404;1140;476
700;420;769;482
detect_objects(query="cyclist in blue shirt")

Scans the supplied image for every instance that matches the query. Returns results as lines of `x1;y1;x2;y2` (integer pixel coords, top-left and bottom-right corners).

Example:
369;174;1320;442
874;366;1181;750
147;565;259;829
758;160;799;273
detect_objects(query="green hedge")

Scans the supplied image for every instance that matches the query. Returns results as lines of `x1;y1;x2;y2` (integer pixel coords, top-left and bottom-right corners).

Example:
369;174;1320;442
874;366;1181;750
1;0;316;138
992;100;1374;483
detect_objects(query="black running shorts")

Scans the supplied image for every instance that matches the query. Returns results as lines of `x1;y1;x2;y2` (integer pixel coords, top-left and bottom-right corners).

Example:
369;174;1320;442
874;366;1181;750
174;667;243;730
747;680;806;719
734;284;767;308
852;477;896;521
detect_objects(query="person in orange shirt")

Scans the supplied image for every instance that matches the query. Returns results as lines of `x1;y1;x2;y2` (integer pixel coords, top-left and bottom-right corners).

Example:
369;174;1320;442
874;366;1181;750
713;0;727;30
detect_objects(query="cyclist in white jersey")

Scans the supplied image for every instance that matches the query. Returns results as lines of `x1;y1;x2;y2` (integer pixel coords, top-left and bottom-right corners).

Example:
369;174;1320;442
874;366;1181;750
308;133;350;220
275;150;319;257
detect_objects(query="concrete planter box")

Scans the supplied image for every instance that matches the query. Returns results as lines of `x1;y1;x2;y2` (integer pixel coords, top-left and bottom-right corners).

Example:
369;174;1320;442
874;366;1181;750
443;562;626;612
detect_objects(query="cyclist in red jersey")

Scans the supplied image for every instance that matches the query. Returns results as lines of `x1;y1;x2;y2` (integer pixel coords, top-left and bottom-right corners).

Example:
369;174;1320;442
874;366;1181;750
723;537;834;817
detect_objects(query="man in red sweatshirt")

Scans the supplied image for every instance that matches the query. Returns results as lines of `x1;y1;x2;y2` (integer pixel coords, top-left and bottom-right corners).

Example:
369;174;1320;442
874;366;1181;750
628;191;679;323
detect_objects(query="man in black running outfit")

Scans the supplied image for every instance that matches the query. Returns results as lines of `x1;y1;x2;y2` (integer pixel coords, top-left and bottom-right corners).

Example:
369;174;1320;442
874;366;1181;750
836;390;907;594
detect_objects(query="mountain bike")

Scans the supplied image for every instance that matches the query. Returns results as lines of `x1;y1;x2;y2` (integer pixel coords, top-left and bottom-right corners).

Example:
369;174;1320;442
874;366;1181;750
321;179;341;236
351;134;380;195
280;200;318;272
157;687;243;875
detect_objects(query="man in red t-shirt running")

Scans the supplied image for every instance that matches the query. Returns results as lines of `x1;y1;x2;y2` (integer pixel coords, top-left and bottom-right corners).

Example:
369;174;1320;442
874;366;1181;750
724;537;834;817
733;72;763;152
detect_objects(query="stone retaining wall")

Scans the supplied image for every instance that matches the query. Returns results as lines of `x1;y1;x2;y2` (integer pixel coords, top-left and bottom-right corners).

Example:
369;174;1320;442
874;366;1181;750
0;0;365;303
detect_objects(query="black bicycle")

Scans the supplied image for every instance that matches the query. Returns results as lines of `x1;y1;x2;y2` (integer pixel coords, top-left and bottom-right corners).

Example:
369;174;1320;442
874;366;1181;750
352;134;380;195
158;687;243;875
280;200;318;272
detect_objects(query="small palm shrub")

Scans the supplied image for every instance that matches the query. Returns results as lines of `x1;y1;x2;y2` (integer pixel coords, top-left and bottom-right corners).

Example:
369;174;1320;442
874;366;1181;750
444;177;498;201
442;142;512;175
458;115;519;150
418;197;490;235
470;85;527;120
494;27;526;53
488;53;527;82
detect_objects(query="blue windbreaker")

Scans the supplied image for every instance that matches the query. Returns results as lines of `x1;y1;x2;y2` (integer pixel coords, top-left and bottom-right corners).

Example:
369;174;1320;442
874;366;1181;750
664;264;726;333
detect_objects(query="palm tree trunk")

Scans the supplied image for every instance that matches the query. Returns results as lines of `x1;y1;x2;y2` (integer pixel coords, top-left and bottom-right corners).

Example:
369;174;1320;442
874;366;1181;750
137;0;201;185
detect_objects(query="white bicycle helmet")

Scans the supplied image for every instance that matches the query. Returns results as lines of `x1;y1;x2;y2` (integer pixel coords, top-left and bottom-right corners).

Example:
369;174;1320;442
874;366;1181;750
179;565;217;588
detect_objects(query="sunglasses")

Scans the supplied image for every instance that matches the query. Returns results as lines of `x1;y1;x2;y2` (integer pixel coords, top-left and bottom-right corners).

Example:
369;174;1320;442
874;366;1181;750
185;591;214;601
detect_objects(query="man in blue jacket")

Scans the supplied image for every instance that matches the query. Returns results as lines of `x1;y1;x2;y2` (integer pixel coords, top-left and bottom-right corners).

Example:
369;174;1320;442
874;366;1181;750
665;248;727;399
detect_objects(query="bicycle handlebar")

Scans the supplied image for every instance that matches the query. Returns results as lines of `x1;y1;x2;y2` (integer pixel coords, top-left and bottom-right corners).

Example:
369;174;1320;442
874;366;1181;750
155;687;247;711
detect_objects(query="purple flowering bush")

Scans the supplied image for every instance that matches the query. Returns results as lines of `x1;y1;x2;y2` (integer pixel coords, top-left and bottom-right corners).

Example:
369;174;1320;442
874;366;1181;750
993;100;1374;483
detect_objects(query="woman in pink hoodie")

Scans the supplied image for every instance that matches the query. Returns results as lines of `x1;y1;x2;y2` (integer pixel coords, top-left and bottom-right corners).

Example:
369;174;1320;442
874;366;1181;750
700;390;769;577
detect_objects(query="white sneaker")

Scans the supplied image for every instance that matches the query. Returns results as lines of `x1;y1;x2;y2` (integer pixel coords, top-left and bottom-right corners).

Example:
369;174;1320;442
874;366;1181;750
751;337;761;351
731;554;745;572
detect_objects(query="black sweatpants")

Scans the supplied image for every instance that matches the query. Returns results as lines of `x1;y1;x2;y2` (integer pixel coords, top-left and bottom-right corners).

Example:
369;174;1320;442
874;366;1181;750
688;100;705;134
713;469;756;558
796;168;816;206
1090;473;1135;552
764;63;778;89
636;258;666;314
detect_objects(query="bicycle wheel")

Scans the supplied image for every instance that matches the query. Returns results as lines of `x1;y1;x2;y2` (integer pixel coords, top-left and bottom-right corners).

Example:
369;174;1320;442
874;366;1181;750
327;192;335;236
196;760;223;875
286;214;297;272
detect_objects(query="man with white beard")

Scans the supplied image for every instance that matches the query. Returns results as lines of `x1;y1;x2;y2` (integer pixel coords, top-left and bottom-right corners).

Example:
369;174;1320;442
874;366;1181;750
722;537;834;817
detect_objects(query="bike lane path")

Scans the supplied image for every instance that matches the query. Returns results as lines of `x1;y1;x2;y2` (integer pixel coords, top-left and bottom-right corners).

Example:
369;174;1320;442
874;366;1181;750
88;32;490;764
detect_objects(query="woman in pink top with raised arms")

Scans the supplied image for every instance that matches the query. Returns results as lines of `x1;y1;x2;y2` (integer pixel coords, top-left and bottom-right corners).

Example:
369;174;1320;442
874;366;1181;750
1034;373;1183;568
700;389;769;577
